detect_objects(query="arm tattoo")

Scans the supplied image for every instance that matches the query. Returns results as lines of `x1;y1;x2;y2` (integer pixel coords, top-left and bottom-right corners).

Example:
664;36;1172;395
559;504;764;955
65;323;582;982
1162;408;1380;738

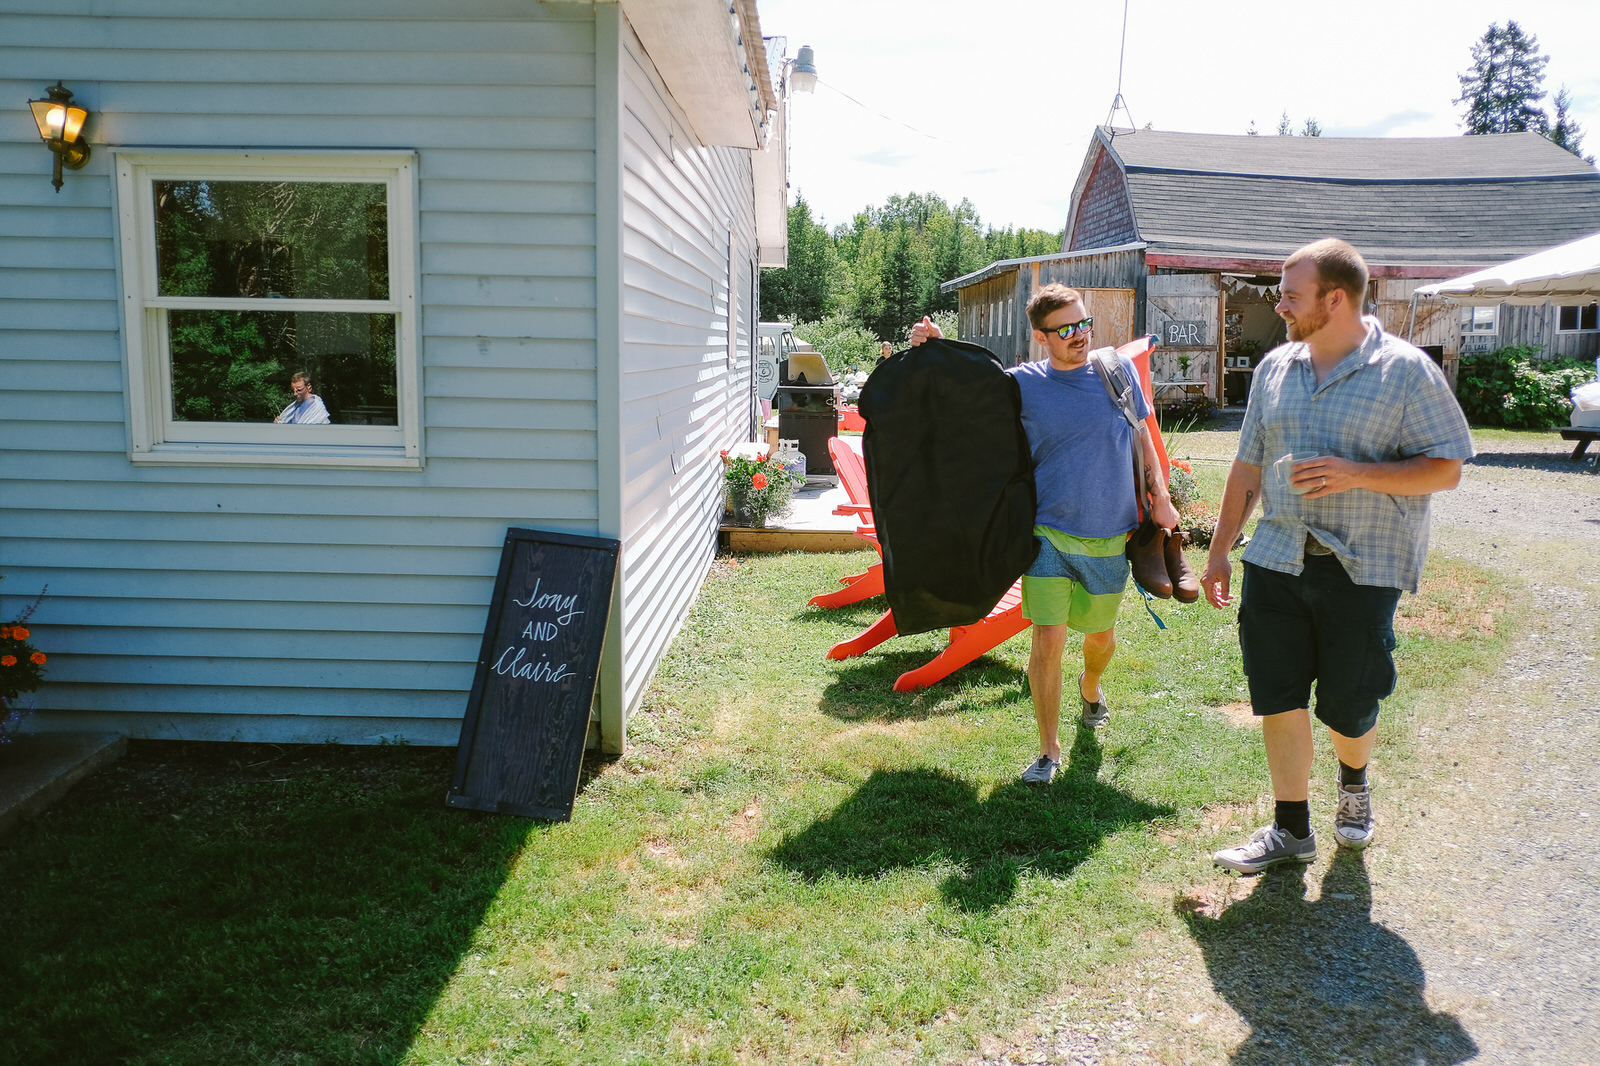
1243;489;1255;513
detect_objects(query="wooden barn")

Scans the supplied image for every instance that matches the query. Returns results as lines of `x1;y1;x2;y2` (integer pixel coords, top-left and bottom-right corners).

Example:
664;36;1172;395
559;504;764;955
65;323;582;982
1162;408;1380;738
0;0;799;752
945;126;1600;401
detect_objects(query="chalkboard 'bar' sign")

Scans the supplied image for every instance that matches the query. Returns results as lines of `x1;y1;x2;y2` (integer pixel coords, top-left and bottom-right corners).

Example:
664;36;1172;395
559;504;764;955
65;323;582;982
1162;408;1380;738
449;527;620;821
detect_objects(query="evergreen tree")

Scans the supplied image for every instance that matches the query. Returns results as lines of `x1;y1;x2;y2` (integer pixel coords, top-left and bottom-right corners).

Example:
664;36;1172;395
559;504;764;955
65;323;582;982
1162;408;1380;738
1299;117;1322;138
1548;86;1594;163
1455;21;1549;134
1276;111;1293;136
758;197;837;322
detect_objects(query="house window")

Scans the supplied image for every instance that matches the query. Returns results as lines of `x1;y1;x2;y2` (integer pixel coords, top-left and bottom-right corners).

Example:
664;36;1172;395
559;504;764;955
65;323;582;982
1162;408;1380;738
115;152;420;467
1460;306;1498;334
1558;304;1599;332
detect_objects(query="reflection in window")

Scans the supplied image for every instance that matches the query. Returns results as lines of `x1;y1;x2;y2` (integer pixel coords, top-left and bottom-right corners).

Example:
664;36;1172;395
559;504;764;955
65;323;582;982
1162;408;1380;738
153;180;396;424
1558;304;1599;332
169;310;396;424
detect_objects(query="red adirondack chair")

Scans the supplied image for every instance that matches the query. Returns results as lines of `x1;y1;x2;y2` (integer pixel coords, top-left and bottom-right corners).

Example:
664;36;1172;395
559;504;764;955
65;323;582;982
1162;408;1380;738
826;335;1166;692
806;437;883;608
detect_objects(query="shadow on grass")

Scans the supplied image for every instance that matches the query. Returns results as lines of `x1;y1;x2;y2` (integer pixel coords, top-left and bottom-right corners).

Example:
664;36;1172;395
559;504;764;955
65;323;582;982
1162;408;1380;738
770;727;1171;911
1178;850;1476;1064
0;741;537;1066
818;649;1029;721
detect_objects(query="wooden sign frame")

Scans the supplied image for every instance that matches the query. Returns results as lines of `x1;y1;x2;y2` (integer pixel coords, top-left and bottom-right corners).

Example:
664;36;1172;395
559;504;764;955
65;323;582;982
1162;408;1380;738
449;527;620;821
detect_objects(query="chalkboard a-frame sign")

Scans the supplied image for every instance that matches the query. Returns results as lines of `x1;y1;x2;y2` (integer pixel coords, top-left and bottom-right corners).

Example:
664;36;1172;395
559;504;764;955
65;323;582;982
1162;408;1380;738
449;527;620;821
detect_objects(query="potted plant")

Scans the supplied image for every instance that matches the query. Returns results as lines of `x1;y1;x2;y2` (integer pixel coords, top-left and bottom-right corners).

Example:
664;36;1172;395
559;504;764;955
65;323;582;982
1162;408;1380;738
1;588;48;744
1177;354;1192;379
721;450;802;528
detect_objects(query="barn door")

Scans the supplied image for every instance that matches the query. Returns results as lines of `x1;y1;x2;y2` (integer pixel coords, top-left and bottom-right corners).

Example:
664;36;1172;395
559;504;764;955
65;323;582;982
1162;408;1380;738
1147;273;1222;403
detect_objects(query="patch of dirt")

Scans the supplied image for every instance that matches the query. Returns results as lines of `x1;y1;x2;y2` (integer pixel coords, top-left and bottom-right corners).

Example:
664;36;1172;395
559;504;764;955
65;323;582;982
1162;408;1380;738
1211;701;1257;728
728;801;763;842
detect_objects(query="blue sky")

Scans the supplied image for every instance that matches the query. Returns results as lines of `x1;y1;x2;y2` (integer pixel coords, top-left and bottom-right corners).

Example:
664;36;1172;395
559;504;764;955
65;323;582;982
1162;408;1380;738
755;0;1600;232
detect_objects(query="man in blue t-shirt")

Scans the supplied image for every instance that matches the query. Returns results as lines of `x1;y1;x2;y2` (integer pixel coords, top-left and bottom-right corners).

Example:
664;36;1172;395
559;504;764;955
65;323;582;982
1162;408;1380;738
912;284;1176;783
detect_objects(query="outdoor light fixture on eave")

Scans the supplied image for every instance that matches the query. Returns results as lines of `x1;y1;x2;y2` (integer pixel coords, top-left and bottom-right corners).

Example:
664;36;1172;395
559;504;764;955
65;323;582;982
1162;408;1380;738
28;82;91;193
788;45;818;94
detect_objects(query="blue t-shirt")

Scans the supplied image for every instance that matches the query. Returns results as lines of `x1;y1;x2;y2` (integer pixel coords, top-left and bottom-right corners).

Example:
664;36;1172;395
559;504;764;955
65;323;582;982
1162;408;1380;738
1007;351;1151;538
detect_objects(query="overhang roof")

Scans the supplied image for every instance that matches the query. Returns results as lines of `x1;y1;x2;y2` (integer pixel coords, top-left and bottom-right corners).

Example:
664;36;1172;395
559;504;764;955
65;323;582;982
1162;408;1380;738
623;0;775;149
1073;127;1600;272
940;243;1147;293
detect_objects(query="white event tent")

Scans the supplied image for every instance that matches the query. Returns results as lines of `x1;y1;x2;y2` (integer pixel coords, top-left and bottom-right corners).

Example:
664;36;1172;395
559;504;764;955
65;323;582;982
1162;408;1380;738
1416;230;1600;305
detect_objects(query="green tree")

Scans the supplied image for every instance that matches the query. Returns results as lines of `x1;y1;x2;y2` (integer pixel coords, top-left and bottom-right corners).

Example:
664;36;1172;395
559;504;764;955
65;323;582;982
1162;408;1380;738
1455;20;1550;134
1276;111;1293;136
872;223;931;340
1548;86;1594;163
1299;117;1322;137
759;196;838;322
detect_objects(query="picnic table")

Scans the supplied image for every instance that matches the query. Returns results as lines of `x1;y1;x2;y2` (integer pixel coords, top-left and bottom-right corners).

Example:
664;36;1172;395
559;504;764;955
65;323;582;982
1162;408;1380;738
1557;427;1600;464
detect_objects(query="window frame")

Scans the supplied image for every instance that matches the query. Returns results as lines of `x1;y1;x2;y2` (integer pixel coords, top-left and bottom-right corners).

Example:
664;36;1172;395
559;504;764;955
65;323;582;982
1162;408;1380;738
1557;303;1600;333
114;150;422;468
1459;305;1499;334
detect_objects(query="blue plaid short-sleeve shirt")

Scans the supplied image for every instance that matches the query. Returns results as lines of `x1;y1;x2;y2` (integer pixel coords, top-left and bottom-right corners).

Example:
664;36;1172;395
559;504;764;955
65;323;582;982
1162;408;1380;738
1237;317;1473;593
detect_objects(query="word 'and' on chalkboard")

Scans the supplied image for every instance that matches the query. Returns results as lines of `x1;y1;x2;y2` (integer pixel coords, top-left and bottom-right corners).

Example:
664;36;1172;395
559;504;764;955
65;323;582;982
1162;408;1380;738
449;527;620;822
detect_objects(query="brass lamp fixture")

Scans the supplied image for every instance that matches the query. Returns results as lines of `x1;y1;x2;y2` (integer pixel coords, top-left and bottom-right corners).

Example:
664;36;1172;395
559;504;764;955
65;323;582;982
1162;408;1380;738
28;82;91;192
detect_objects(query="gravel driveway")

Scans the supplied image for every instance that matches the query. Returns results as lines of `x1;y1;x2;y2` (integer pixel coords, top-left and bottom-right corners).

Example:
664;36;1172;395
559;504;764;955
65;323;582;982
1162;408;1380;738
967;429;1600;1066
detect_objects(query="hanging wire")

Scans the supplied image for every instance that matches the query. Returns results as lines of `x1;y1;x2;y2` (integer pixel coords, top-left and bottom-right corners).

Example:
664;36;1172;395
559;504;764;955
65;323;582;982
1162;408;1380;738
816;79;953;144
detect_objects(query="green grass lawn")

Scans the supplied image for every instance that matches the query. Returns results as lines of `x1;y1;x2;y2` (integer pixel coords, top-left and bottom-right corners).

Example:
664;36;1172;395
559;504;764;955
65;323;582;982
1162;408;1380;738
0;544;1515;1065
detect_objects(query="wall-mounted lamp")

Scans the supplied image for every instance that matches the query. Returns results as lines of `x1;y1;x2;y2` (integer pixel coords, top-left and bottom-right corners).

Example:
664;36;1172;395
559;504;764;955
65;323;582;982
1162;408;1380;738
28;82;91;193
788;45;818;94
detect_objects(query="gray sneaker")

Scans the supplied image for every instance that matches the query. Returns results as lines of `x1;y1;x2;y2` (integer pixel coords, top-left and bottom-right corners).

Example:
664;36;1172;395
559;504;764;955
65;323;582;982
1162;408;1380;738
1334;784;1374;849
1214;823;1317;874
1079;674;1110;728
1021;755;1060;784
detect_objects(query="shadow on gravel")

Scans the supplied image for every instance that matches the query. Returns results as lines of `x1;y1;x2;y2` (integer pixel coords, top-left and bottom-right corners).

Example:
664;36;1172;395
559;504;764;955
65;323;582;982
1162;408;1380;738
1178;850;1476;1064
1467;450;1593;474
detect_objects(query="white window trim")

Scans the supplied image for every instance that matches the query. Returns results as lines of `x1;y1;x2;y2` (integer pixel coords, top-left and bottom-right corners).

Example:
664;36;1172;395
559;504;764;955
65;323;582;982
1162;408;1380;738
113;150;422;468
1556;303;1600;334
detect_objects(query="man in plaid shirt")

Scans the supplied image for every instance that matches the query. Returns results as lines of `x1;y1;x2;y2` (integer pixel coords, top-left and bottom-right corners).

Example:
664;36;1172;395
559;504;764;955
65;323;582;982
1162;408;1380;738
1200;239;1473;874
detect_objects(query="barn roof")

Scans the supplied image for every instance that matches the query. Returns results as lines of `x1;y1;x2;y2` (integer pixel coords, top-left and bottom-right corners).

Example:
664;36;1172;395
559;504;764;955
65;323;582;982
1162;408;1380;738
1070;127;1600;274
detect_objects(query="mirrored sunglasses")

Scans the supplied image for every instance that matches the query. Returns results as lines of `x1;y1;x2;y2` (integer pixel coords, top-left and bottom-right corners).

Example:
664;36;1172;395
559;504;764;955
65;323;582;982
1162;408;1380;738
1041;316;1093;340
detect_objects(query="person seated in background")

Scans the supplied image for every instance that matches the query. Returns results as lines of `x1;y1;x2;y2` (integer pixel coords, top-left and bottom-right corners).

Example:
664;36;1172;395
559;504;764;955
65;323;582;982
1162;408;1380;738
274;370;331;424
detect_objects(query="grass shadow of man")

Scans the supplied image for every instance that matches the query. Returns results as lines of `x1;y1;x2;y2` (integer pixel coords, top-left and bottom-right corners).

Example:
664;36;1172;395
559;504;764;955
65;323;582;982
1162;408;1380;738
1178;849;1477;1064
770;725;1172;912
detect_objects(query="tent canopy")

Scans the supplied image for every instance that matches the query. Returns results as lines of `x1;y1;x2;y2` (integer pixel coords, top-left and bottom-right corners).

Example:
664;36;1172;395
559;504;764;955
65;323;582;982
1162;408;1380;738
1416;230;1600;306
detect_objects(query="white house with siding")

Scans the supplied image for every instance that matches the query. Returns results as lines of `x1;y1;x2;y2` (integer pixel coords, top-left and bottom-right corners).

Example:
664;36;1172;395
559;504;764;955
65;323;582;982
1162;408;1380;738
0;0;793;751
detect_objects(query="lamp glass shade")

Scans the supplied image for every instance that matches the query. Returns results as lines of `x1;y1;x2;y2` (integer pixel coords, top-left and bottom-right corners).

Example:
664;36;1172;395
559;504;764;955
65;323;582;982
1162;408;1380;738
29;92;87;143
790;45;817;94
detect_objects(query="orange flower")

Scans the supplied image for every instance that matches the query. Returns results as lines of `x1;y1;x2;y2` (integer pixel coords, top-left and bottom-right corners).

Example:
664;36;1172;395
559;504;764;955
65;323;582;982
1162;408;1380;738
12;626;28;640
751;471;768;490
1;655;15;667
1173;460;1192;474
30;652;46;665
0;627;10;639
719;449;728;458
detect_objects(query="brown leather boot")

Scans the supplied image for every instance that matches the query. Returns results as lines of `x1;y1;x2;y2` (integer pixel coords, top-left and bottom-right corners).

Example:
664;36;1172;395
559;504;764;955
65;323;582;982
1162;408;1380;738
1165;527;1200;603
1127;518;1173;598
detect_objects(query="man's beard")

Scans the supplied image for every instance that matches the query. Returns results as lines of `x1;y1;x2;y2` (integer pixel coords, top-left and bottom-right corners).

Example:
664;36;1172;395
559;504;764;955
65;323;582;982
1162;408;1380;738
1284;302;1329;342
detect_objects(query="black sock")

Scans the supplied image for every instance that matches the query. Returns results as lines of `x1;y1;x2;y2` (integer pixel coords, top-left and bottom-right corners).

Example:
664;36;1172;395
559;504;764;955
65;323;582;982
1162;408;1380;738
1274;800;1311;840
1339;761;1368;790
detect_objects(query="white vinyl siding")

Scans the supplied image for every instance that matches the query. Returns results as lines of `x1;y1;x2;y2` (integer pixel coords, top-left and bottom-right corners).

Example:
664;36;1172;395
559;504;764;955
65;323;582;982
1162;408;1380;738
611;15;756;728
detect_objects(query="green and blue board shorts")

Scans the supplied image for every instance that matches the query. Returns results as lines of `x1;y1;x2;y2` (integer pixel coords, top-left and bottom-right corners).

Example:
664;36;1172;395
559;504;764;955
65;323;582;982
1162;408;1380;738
1020;526;1130;632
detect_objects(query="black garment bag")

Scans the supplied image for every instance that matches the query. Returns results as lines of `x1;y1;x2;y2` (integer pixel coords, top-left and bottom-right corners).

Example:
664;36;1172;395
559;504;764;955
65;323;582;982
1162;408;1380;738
858;337;1038;635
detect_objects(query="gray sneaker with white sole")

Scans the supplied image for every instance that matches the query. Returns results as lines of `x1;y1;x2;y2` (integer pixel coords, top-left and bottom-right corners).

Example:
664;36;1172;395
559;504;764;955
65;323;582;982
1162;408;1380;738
1214;823;1317;874
1334;784;1374;848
